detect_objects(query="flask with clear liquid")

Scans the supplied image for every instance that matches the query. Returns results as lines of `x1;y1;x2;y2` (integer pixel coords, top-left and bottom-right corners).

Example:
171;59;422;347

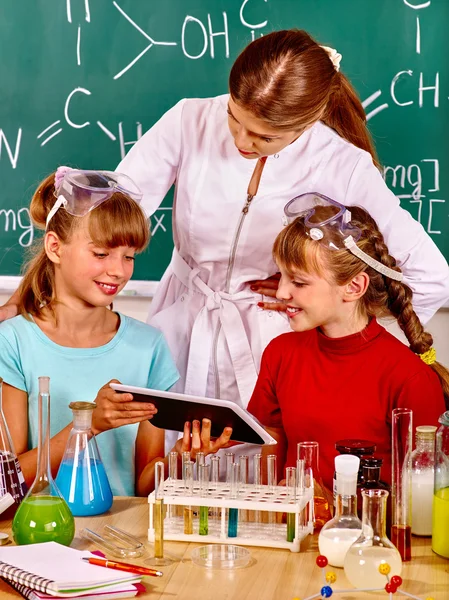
344;489;402;588
0;377;27;517
56;402;113;516
411;425;436;536
12;377;75;546
319;455;362;567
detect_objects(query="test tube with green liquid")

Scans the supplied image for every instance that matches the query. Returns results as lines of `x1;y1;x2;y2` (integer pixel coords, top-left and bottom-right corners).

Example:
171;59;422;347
198;464;210;535
286;466;296;542
228;462;240;538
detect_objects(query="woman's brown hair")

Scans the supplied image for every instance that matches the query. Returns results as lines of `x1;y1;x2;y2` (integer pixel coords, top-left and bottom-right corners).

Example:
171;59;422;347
273;205;449;404
229;29;379;167
18;173;150;320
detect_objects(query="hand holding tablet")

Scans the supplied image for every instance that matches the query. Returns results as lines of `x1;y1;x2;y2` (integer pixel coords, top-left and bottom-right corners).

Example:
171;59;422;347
110;384;276;446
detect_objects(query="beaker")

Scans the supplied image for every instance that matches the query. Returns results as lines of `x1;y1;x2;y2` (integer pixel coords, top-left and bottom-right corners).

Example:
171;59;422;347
12;377;74;546
0;378;27;517
297;441;332;530
55;402;113;516
432;411;449;558
344;489;402;588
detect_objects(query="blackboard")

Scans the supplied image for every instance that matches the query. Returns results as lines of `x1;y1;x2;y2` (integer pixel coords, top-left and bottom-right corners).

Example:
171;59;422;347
0;0;448;290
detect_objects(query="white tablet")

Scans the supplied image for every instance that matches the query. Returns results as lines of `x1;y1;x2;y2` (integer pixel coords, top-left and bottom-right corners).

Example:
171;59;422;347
110;384;276;446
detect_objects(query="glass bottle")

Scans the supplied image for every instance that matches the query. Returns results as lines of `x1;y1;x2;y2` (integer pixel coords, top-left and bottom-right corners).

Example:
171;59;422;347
55;402;113;516
333;439;376;507
297;441;332;530
411;425;436;536
357;458;390;520
12;377;75;546
344;489;402;588
0;377;27;517
391;407;413;561
432;410;449;558
319;455;362;567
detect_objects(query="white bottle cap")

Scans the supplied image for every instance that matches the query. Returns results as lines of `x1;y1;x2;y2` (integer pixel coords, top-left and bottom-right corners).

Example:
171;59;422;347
0;493;14;515
335;454;360;496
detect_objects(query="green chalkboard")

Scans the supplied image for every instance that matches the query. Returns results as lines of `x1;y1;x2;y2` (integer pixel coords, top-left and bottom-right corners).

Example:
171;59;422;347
1;0;448;285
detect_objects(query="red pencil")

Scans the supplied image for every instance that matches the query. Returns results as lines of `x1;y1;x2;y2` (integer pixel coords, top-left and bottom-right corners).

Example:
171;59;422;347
82;557;163;577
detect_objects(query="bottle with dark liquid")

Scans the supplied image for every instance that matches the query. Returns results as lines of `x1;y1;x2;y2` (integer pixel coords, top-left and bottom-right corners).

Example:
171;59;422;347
358;458;390;520
0;377;27;518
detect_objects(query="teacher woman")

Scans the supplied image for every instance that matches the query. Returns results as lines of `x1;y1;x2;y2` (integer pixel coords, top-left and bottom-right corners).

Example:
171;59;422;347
117;29;448;408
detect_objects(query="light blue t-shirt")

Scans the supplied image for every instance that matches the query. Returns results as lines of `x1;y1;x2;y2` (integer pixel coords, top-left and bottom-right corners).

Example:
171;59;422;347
0;313;179;496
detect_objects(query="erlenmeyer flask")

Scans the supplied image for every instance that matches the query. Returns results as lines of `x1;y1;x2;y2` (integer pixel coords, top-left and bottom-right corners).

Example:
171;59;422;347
297;441;332;530
344;489;402;588
0;377;27;517
56;402;112;516
12;377;74;546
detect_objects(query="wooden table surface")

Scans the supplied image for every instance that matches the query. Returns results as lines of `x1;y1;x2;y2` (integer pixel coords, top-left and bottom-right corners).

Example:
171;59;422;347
0;497;447;599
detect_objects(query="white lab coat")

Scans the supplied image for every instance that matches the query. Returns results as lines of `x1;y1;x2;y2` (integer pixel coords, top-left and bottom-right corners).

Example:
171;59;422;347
118;94;449;409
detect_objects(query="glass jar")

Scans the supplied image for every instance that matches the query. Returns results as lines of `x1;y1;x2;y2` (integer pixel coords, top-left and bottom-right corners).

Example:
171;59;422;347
411;425;436;536
432;411;449;558
344;489;402;588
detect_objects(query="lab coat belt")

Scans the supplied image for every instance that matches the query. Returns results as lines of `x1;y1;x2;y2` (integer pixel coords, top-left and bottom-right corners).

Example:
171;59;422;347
170;248;258;405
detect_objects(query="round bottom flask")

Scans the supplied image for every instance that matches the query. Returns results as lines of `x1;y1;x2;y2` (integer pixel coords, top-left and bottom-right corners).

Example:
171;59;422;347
344;489;402;588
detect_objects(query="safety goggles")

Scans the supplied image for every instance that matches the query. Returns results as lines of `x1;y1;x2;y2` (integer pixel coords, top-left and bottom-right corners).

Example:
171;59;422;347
46;169;143;229
283;192;403;282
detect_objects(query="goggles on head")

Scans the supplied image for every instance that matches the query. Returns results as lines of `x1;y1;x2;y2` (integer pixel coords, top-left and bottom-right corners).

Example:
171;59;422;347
283;192;403;282
46;168;143;229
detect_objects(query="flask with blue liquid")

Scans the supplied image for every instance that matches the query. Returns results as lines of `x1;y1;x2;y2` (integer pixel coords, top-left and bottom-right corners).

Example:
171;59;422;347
56;402;112;516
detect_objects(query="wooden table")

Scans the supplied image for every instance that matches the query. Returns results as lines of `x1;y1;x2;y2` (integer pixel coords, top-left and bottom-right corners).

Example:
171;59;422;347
0;497;447;599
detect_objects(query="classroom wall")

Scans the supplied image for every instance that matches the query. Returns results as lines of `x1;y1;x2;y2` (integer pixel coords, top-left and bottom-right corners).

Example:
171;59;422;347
1;291;447;369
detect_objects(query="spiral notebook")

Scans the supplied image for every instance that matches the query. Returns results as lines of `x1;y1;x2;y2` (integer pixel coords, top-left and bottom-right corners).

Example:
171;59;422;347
0;542;141;597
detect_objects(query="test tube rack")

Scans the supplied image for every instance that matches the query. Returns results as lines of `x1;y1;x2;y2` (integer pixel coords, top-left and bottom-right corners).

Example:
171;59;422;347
148;479;314;552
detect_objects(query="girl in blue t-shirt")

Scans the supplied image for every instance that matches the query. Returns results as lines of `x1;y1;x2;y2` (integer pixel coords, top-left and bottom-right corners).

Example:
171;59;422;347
0;168;231;496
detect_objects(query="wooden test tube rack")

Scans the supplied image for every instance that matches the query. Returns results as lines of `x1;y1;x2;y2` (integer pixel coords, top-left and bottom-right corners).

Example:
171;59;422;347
148;479;314;552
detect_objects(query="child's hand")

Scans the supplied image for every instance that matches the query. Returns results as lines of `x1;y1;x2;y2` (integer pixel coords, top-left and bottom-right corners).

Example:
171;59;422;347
92;379;157;435
174;419;233;460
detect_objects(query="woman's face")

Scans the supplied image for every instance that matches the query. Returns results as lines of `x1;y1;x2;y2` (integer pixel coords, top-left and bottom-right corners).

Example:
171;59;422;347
227;97;301;159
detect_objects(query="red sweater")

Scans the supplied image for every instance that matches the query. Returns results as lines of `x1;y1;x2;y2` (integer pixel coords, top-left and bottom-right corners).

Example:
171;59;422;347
248;319;445;489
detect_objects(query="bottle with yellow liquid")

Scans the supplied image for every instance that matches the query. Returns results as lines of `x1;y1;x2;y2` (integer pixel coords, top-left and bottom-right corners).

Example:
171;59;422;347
12;377;74;546
432;410;449;558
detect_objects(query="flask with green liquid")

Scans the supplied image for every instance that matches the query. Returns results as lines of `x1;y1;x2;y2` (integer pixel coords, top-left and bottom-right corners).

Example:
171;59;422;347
432;410;449;558
12;376;75;546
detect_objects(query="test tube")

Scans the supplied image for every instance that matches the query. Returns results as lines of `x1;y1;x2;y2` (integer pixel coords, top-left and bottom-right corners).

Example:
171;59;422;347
182;451;191;487
168;451;178;522
239;455;249;524
228;462;240;538
296;458;306;527
210;456;220;520
225;452;234;482
267;455;277;529
286;467;296;542
154;461;164;558
183;460;194;535
253;454;262;531
147;461;172;566
198;464;210;535
391;407;413;561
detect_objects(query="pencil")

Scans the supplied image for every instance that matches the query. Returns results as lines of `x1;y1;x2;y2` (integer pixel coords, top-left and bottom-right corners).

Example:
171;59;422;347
81;557;163;577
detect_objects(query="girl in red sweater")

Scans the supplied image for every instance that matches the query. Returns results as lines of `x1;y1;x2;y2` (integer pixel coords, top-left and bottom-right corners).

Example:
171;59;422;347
248;193;448;491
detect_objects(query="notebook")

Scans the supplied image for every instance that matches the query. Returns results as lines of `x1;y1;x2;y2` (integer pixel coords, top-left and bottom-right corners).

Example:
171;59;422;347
0;543;141;597
2;579;145;600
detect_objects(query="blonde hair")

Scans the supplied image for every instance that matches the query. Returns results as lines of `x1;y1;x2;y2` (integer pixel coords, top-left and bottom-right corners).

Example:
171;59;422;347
229;29;379;167
273;206;449;403
18;173;150;320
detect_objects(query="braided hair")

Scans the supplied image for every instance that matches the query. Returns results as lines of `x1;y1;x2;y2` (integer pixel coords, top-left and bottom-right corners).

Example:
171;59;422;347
273;205;449;406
